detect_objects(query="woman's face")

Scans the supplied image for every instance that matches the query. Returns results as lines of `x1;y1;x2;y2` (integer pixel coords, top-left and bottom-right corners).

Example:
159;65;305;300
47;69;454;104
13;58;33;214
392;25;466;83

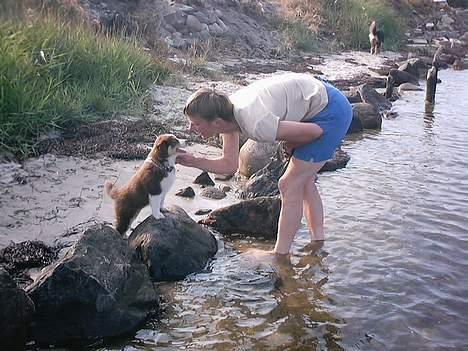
188;115;217;138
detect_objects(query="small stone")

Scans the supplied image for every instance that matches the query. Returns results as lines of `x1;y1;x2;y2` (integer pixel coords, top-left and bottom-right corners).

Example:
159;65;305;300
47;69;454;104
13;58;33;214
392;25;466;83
195;209;212;215
175;187;195;198
200;187;226;200
194;171;215;186
219;185;231;193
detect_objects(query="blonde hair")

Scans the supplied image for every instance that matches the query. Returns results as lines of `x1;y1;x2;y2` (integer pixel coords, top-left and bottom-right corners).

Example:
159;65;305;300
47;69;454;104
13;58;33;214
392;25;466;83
184;88;234;122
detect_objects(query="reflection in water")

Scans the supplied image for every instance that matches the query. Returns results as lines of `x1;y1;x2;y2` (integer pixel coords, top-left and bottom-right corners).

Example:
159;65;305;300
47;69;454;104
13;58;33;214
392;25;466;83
109;69;468;351
423;103;435;130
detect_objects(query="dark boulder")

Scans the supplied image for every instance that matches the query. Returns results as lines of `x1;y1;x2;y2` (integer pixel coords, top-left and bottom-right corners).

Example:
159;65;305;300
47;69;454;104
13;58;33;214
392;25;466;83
26;224;158;346
199;196;281;240
129;206;217;281
343;87;362;103
389;68;420;87
346;114;364;134
319;148;351;173
0;267;35;350
352;103;382;130
239;147;288;199
240;145;350;199
398;58;428;78
357;83;392;112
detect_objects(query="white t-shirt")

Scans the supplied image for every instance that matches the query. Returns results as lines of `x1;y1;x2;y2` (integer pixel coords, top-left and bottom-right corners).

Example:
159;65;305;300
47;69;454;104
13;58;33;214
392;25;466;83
230;73;328;143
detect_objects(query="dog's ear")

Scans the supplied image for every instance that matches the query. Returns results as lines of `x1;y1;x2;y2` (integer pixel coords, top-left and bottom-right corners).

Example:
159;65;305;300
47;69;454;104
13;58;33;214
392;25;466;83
154;135;169;158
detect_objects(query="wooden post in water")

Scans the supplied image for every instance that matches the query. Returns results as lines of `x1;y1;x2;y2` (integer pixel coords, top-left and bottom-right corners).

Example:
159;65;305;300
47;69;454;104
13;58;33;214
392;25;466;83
385;75;395;99
425;46;443;110
425;65;438;105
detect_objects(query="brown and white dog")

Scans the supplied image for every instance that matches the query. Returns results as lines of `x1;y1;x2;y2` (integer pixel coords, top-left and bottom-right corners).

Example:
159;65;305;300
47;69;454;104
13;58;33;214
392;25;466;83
369;21;385;55
105;134;181;234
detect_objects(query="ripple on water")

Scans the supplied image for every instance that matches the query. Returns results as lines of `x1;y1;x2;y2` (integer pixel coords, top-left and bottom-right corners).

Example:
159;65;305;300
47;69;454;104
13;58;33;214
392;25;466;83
115;70;468;351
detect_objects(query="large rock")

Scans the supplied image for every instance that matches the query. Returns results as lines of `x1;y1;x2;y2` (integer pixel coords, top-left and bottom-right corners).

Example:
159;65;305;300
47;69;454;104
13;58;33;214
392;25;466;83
389;69;420;87
129;206;217;281
199;196;281;240
398;58;427;78
238;139;278;178
357;83;392;112
240;147;288;199
346;114;364;134
240;144;350;199
0;267;35;350
319;148;350;173
26;224;158;346
352;103;382;130
343;87;362;103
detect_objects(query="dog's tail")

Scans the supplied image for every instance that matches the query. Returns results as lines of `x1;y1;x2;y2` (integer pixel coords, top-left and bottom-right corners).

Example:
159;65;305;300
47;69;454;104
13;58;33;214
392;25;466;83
369;21;377;36
105;180;118;199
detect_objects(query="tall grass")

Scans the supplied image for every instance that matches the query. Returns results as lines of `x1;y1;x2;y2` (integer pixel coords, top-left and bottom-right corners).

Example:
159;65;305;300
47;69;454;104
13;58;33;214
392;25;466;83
321;0;408;50
278;0;408;52
0;14;171;158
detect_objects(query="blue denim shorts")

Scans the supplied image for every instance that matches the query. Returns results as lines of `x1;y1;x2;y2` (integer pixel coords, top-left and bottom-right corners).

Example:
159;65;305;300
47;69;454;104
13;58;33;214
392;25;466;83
293;83;352;163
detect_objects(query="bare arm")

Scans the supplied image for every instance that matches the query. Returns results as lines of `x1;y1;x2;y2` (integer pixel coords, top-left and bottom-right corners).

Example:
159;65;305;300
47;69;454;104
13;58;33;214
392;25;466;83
275;120;323;145
176;132;240;175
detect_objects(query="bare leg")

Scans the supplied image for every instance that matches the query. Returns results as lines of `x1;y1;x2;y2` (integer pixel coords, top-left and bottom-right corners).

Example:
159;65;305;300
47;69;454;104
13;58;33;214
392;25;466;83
274;158;324;255
303;166;325;241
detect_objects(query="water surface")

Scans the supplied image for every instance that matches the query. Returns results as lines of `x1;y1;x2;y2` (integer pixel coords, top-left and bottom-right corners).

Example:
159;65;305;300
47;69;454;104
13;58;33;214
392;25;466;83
91;70;468;350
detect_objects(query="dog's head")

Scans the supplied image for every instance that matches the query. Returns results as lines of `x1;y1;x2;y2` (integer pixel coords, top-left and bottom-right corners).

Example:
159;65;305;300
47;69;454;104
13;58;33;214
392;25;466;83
153;134;181;159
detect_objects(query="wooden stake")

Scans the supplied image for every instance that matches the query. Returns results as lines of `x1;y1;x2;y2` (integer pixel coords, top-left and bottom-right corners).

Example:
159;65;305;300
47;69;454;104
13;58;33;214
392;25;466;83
425;65;438;105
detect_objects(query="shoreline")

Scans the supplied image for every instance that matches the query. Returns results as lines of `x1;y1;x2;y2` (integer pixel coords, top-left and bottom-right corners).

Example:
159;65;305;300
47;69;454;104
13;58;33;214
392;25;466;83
0;49;416;250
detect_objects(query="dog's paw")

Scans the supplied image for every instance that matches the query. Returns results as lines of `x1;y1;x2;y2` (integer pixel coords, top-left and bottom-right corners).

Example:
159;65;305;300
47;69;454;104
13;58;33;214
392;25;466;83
152;212;165;220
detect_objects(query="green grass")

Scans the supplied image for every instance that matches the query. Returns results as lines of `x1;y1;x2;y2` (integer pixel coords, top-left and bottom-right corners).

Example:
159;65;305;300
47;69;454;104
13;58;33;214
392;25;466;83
320;0;408;51
0;14;171;158
274;19;320;53
277;0;408;52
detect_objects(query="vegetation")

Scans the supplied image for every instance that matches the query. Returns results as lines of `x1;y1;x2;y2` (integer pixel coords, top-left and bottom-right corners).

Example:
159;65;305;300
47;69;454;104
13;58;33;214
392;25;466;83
0;12;171;158
279;0;409;52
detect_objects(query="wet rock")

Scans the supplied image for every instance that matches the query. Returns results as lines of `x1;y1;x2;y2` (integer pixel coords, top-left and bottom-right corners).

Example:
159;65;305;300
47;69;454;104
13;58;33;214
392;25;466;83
175;186;196;198
319;148;350;173
357;83;392;112
343;87;362;104
240;147;287;199
239;139;278;178
129;206;217;281
199;196;281;240
346;114;364;134
352;103;382;130
398;58;428;78
194;171;215;186
365;76;387;89
389;69;420;87
200;187;227;199
368;65;397;76
26;224;158;346
195;209;212;215
219;184;231;193
0;267;35;350
383;110;399;119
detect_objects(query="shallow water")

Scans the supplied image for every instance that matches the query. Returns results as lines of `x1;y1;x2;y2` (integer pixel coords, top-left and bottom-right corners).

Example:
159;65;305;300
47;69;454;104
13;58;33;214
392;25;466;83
108;69;468;351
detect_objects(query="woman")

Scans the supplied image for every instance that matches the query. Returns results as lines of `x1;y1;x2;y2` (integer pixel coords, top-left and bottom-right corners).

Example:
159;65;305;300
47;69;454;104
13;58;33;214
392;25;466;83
177;73;352;255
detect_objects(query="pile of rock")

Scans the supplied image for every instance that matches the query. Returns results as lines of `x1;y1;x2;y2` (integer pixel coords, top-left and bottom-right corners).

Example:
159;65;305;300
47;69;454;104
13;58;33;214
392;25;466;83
0;208;218;348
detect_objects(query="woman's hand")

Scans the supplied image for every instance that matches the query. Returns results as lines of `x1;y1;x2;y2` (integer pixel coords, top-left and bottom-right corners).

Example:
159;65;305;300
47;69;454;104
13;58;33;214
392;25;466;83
176;152;199;167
